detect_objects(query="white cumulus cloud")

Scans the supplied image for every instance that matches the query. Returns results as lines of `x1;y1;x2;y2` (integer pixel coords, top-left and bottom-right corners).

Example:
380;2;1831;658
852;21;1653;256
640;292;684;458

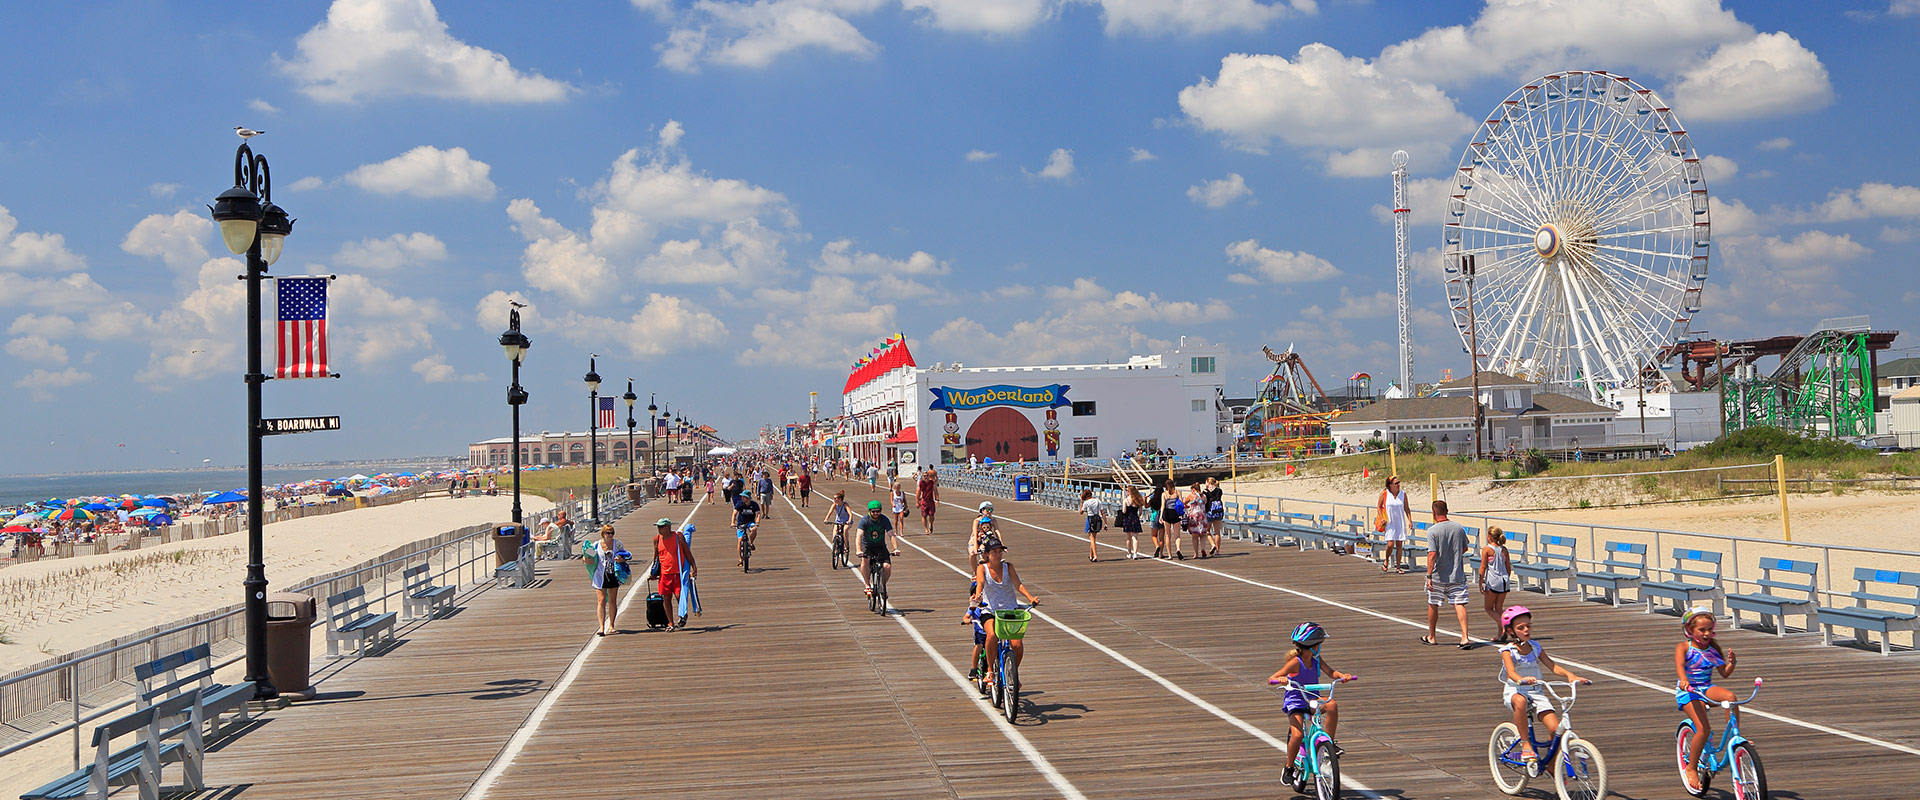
1756;137;1793;151
1224;239;1341;282
904;0;1052;34
411;353;486;383
1187;173;1252;208
1034;148;1075;180
1093;0;1308;36
965;149;998;162
815;239;947;275
658;0;883;73
121;210;212;270
5;335;67;365
1670;31;1832;121
14;367;90;401
557;294;729;359
334;232;449;269
277;0;574;103
345;145;496;199
0;205;87;273
1804;182;1920;222
1128;147;1157;162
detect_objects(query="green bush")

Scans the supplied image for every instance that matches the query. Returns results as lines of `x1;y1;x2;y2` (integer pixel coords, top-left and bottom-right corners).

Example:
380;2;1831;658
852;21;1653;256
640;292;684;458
1693;427;1865;461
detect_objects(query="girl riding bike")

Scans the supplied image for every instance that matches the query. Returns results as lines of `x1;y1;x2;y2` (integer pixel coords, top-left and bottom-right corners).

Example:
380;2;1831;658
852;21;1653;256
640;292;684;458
971;537;1039;691
1267;622;1355;787
822;490;853;559
1675;607;1738;794
1498;607;1590;767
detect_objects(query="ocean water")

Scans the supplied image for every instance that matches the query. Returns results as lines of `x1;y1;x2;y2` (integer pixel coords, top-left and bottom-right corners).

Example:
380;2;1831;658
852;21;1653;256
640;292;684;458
0;466;428;506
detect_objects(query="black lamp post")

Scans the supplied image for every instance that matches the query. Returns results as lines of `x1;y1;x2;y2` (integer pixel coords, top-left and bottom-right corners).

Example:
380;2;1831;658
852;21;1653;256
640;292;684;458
499;309;531;524
208;141;294;701
624;380;638;484
647;394;658;476
585;356;601;523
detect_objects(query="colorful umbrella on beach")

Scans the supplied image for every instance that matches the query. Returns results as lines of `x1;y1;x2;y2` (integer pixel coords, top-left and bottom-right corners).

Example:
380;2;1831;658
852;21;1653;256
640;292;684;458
52;508;93;522
2;525;31;534
203;491;247;505
139;497;169;507
82;502;112;511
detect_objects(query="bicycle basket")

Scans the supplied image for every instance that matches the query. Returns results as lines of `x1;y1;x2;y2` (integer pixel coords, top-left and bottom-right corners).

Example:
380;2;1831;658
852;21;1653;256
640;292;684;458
993;609;1031;640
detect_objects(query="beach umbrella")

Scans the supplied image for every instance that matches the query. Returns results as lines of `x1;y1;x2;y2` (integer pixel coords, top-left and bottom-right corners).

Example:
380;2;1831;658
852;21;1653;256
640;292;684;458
120;499;141;510
52;508;93;522
143;513;174;526
1;525;30;534
324;486;354;497
82;502;112;511
204;491;247;505
139;498;169;507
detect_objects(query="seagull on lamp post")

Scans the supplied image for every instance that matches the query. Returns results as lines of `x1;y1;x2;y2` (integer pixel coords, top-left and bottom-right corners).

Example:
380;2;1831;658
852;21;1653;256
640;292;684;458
234;126;265;140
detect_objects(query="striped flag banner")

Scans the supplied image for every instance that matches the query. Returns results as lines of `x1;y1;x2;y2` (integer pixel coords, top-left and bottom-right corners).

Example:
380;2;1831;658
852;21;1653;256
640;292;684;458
598;397;616;429
275;277;330;379
655;417;668;437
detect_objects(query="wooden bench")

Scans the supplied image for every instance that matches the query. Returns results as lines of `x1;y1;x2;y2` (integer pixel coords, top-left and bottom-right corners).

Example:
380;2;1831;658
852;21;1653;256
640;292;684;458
1247;520;1294;548
21;689;204;800
134;644;255;740
325;585;397;658
1512;534;1578;596
1728;557;1819;637
1818;568;1920;655
1574;541;1647;606
1641;548;1725;617
403;563;457;620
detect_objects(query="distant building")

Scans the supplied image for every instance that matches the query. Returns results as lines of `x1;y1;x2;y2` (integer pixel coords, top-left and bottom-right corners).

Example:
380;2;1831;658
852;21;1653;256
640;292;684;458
1328;371;1620;454
1880;357;1920;397
1890;386;1920;449
466;426;716;468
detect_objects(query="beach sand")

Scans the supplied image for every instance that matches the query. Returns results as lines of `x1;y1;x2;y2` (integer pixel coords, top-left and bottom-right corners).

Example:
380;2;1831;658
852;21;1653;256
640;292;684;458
0;493;553;674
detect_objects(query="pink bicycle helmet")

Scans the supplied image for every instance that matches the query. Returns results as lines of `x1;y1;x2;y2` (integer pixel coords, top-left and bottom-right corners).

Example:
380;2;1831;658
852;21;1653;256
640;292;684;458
1500;606;1532;628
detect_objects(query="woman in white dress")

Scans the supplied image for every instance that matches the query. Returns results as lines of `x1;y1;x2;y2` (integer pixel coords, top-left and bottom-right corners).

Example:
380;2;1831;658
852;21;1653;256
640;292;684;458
1377;475;1410;573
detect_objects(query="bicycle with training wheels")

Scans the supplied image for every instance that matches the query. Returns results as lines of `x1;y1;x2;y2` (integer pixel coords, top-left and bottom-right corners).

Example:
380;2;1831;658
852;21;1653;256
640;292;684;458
987;605;1035;723
1677;678;1766;800
737;524;754;573
1268;677;1354;800
866;551;889;614
1488;680;1607;800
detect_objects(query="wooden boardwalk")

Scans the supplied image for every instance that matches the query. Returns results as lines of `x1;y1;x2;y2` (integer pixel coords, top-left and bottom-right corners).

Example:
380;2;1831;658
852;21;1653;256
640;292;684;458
173;481;1917;799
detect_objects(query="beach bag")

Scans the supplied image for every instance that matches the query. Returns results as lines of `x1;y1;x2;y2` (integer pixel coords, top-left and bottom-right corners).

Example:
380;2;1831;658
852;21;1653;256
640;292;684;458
1374;494;1388;533
1088;514;1104;534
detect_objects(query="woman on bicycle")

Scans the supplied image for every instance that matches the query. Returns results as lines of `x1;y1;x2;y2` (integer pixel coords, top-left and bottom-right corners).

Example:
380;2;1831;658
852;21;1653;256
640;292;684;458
822;490;853;559
1267;622;1355;787
1498;607;1590;766
1675;607;1738;793
971;538;1040;690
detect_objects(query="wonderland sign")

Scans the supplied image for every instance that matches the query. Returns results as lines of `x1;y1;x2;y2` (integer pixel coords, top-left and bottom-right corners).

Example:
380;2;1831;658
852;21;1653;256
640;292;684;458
929;384;1071;412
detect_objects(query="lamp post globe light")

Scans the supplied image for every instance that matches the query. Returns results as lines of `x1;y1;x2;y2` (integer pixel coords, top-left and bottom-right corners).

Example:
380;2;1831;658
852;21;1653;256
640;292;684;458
624;380;638;484
499;310;531;524
585;357;602;524
208;141;295;701
647;394;658;476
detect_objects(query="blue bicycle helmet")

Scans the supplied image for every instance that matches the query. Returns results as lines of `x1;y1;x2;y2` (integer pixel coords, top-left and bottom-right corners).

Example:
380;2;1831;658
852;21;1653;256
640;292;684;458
1291;622;1327;647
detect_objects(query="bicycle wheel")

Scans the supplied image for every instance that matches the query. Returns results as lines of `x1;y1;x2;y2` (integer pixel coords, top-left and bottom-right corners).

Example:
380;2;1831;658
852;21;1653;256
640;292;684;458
1001;655;1020;723
1674;722;1706;797
1729;742;1767;800
1554;737;1607;800
876;570;889;613
1313;734;1341;800
740;538;751;573
1488;722;1530;795
868;572;880;612
831;538;842;570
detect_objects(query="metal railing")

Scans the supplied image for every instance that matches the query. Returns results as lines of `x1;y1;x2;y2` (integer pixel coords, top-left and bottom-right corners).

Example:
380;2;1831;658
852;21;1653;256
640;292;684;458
0;500;576;770
936;466;1920;650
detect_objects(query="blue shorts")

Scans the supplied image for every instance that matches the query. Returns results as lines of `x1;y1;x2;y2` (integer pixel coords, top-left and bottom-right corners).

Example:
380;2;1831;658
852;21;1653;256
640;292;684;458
1675;684;1713;709
974;627;986;646
736;524;756;538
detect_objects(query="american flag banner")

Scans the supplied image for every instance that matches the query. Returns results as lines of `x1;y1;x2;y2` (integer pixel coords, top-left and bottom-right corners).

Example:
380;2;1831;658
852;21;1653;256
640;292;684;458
655;417;668;437
597;397;616;429
275;277;330;379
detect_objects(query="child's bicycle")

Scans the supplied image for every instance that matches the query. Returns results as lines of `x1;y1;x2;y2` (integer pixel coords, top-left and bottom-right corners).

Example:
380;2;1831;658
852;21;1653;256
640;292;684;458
1268;677;1354;800
988;606;1034;723
1488;680;1608;800
1676;678;1766;800
830;529;850;570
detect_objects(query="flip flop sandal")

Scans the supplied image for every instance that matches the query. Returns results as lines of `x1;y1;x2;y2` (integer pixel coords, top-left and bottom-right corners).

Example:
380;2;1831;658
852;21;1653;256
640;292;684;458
1419;635;1437;645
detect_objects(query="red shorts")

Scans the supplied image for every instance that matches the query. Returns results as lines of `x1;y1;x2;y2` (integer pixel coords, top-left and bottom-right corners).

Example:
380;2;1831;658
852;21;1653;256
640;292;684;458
657;573;681;596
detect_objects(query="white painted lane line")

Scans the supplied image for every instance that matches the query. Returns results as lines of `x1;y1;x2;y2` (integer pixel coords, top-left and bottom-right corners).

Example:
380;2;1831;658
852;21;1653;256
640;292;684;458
962;497;1920;759
781;495;1088;800
460;503;702;800
887;532;1381;798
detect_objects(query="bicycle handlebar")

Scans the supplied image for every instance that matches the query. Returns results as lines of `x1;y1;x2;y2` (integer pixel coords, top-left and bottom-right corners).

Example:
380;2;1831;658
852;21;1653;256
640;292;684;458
1724;677;1764;708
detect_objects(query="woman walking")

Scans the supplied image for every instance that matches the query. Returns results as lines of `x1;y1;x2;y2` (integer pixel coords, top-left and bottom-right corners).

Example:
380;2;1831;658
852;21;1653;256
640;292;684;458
1145;482;1165;558
889;480;908;535
1162;480;1186;560
1481;526;1514;641
1202;477;1225;557
584;524;630;636
1119;485;1145;559
916;467;939;535
1377;475;1410;573
1079;489;1106;562
1185;481;1209;559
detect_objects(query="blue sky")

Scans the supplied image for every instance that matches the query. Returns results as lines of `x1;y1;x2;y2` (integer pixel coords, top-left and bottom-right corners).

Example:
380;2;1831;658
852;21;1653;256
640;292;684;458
1;0;1915;473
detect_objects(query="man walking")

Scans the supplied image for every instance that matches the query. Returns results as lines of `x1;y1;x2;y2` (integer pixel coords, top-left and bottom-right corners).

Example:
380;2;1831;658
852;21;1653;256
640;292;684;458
916;466;938;535
1422;500;1473;648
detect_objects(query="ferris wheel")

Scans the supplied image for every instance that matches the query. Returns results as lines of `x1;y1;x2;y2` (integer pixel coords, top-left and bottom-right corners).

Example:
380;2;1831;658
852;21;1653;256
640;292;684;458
1442;71;1710;401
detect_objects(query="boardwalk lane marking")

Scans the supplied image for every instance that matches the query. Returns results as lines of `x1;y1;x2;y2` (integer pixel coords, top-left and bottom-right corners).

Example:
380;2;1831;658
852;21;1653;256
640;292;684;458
780;494;1089;800
459;502;702;800
886;531;1383;798
961;497;1920;759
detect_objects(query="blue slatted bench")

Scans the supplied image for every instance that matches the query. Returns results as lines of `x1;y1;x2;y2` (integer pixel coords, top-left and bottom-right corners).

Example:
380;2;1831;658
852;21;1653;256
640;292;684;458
403;563;457;620
1642;548;1724;617
1512;534;1578;596
1728;557;1819;637
22;689;205;800
1818;568;1920;656
325;585;397;658
1574;541;1647;606
135;644;255;740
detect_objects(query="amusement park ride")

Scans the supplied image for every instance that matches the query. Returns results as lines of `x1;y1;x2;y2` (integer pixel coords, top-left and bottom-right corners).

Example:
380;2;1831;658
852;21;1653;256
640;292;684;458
1244;345;1343;457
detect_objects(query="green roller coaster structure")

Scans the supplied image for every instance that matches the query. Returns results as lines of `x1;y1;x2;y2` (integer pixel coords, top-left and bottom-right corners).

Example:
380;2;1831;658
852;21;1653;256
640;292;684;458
1723;328;1876;439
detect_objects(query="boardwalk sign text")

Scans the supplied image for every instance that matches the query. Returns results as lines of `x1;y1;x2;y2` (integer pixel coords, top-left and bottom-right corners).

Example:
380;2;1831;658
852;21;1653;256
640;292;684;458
261;416;342;436
929;384;1071;411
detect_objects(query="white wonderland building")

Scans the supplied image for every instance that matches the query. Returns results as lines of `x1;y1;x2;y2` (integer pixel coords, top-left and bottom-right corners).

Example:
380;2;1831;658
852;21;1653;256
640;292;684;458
841;336;1233;472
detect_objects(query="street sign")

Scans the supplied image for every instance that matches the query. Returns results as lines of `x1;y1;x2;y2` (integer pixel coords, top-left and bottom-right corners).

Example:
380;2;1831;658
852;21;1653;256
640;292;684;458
261;416;341;436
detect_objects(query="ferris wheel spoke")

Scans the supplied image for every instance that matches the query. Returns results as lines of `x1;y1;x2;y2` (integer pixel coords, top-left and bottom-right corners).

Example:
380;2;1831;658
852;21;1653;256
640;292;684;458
1459;198;1538;235
1594;242;1691;261
1594;221;1692;240
1489;264;1550;367
1471;173;1550;227
1587;248;1690;297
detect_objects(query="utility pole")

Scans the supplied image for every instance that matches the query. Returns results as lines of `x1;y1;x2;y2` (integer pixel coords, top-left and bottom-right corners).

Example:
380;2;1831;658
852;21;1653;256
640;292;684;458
1464;254;1483;461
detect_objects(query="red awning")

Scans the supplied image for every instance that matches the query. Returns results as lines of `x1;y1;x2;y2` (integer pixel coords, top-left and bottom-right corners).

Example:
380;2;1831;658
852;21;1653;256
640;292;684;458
885;427;918;444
